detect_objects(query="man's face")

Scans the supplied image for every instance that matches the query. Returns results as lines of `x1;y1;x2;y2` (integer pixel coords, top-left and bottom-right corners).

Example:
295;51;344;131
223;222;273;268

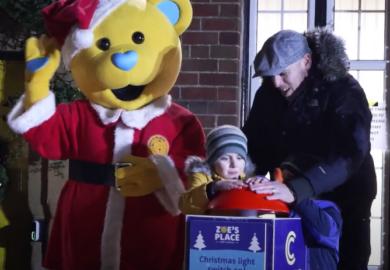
271;54;311;98
213;153;246;180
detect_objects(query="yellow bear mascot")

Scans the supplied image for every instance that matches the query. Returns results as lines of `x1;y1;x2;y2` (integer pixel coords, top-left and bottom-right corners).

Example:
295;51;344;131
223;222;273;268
7;0;205;269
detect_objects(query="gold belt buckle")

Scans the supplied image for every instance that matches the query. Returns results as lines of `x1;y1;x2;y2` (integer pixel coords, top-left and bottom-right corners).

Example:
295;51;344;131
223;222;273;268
114;162;133;191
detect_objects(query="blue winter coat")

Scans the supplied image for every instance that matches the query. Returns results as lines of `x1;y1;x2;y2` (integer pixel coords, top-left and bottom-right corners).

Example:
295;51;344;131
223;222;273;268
292;199;342;270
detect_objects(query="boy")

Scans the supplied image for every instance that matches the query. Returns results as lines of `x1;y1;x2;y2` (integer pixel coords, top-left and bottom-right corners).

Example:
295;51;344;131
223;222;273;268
179;125;256;214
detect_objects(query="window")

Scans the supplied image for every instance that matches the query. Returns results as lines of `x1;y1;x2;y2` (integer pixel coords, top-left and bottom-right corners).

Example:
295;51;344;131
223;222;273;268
334;0;386;102
257;0;313;51
333;0;387;266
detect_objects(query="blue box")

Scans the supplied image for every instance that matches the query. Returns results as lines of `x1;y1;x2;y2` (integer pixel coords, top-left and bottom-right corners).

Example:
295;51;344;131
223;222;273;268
185;215;306;270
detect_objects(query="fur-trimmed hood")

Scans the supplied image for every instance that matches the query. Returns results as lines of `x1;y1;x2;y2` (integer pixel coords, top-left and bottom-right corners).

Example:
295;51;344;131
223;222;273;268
184;156;212;176
304;27;350;82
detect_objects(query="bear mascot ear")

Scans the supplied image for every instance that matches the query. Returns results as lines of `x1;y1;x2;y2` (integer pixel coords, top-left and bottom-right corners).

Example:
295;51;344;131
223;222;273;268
150;0;193;35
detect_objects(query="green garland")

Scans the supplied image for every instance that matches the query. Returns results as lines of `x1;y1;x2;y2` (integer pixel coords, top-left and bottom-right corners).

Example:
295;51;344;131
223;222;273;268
0;0;48;49
0;0;83;103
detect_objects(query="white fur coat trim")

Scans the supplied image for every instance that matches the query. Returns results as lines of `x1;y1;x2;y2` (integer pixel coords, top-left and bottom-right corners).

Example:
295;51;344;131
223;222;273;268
151;155;185;215
90;95;172;129
100;121;135;270
7;92;56;134
113;123;134;163
100;188;125;270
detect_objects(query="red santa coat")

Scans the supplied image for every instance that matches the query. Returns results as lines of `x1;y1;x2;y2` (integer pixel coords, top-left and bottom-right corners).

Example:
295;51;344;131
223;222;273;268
7;93;205;270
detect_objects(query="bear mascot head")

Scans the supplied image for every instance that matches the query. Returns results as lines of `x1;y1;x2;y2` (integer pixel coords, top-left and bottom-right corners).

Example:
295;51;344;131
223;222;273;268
7;0;205;269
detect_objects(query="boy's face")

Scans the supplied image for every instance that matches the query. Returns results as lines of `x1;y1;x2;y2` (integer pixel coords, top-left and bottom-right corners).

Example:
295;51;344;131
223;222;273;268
213;153;246;180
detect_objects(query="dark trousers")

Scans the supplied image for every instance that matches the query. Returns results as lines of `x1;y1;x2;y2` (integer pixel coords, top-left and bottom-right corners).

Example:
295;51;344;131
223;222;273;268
337;202;372;270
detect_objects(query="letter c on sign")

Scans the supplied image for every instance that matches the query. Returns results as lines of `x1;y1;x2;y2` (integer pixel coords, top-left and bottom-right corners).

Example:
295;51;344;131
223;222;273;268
285;231;296;265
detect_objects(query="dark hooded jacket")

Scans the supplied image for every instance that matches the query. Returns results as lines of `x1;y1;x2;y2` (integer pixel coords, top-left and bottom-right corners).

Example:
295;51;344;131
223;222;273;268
243;28;376;215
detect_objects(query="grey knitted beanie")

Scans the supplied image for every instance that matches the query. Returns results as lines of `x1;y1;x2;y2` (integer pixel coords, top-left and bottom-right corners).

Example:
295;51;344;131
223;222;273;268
206;125;248;165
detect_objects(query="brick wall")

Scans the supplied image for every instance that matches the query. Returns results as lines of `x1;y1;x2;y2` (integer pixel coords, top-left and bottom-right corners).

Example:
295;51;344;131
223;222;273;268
175;0;243;132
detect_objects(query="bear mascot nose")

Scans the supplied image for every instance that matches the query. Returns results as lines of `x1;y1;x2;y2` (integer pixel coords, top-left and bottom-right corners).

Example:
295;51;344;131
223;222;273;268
111;51;138;71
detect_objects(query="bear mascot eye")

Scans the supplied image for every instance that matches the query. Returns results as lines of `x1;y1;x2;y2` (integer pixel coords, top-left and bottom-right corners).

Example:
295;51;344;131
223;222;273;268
132;31;145;44
96;37;111;51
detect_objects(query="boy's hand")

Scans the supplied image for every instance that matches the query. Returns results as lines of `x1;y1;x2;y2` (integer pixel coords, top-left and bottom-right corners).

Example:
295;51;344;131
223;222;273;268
246;175;271;193
214;179;247;192
245;175;269;186
24;35;61;109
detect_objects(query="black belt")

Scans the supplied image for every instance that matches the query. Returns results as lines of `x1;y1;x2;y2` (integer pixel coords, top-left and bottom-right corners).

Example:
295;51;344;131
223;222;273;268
69;159;116;186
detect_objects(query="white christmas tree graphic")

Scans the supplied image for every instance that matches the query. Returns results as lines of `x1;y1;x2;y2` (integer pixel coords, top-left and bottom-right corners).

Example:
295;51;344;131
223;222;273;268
248;233;261;253
193;230;207;250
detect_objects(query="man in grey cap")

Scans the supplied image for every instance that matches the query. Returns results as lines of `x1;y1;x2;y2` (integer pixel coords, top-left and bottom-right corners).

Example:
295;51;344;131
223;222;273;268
253;29;313;98
243;29;376;270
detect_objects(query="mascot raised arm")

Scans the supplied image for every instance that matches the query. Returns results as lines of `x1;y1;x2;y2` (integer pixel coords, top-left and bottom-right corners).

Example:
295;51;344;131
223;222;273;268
7;0;205;269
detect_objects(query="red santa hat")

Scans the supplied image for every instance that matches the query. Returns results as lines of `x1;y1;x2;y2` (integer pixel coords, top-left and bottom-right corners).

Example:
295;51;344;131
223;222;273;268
42;0;129;68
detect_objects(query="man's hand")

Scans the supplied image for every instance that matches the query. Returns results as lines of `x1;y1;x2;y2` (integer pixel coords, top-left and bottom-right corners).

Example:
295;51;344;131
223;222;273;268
115;155;163;197
24;35;60;109
249;181;295;203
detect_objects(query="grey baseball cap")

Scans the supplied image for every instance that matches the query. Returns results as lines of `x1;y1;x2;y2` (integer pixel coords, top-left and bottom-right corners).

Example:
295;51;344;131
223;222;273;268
253;30;311;77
